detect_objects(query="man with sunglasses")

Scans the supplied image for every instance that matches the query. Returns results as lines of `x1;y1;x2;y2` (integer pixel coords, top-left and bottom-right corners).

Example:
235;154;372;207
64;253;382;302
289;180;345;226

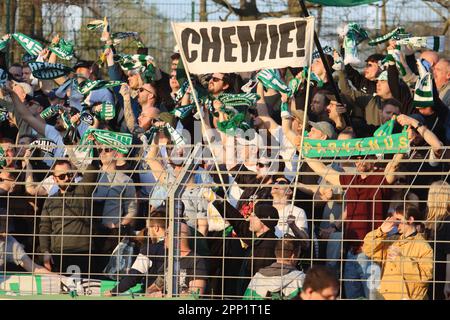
39;159;99;276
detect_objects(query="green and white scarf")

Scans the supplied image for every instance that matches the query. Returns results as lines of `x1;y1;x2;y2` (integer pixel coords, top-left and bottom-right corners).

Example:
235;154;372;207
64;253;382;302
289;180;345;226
368;27;410;46
170;104;195;119
413;59;434;108
0;36;10;51
383;46;407;77
0;146;6;167
396;36;446;53
28;62;73;80
40;104;63;120
12;33;43;56
257;69;291;95
0;68;7;87
216;92;260;109
312;45;334;60
338;23;368;65
79;80;123;95
173;81;190;104
95;102;116;121
116;53;153;72
164;123;185;146
49;38;74;60
0;106;8;123
111;32;141;46
78;128;133;155
87;19;106;31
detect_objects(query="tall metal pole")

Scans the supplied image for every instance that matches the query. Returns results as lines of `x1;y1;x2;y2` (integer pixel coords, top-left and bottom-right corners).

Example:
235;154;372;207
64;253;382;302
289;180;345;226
297;0;343;104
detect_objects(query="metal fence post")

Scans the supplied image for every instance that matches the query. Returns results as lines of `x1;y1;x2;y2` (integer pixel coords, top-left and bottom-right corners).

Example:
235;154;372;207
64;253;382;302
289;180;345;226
166;143;203;298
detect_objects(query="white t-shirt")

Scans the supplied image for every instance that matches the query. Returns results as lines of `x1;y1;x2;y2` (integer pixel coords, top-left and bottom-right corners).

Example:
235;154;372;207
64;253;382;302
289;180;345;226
274;204;308;238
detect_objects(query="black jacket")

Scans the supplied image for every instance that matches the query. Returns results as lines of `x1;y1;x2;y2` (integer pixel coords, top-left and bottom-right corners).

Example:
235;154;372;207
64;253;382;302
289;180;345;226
212;199;277;295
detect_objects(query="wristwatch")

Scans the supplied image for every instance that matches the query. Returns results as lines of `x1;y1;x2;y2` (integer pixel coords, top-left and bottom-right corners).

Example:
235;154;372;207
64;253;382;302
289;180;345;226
414;122;423;130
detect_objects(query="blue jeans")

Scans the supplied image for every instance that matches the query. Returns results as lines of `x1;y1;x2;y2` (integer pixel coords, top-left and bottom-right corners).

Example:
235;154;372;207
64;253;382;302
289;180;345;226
344;250;380;299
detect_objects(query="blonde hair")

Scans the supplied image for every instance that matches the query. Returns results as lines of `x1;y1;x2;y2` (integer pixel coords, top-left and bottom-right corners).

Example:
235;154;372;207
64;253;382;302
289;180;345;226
425;180;450;235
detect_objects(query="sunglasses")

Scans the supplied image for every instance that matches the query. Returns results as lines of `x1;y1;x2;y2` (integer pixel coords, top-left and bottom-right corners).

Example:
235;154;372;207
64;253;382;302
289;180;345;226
54;172;74;180
274;180;289;185
257;162;269;168
100;147;114;153
138;87;153;94
210;76;223;83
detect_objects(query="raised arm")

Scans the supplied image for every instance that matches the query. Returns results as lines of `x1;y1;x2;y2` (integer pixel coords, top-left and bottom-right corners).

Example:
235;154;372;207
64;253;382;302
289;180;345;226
7;89;46;136
384;152;404;185
304;158;341;187
145;134;168;184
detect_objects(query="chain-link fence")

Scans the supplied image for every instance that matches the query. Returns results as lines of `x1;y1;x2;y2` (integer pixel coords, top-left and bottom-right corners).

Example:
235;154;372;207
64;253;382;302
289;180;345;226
0;0;448;71
0;143;449;299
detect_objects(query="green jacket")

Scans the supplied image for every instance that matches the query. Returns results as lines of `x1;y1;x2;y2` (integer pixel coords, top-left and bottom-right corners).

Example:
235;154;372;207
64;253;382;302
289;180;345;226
39;164;98;253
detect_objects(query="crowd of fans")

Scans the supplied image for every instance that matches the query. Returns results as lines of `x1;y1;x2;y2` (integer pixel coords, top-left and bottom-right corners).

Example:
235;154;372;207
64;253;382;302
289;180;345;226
0;18;449;300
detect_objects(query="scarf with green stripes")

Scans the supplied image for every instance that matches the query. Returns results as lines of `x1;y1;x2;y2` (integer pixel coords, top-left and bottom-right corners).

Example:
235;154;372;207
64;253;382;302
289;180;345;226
116;53;154;72
12;33;43;56
412;59;434;108
79;80;123;95
0;106;8;123
257;69;291;95
28;62;73;80
49;38;74;60
396;36;446;53
368;27;411;46
40;104;64;120
94;102;116;121
0;36;10;51
382;46;407;77
0;146;6;167
78;128;133;155
338;23;368;65
170;104;195;119
0;68;7;87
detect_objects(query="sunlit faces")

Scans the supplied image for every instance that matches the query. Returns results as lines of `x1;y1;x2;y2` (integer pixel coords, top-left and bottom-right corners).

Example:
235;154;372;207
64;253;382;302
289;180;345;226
376;80;392;99
137;83;156;106
99;147;118;166
52;162;74;191
208;73;229;95
307;127;327;140
127;70;142;90
310;93;327;115
248;212;265;234
169;70;180;91
353;155;375;173
364;61;380;81
381;103;400;124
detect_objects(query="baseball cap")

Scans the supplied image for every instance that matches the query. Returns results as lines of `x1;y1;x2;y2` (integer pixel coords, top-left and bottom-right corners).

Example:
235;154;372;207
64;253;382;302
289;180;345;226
26;93;50;109
308;121;337;139
376;70;388;81
253;204;279;230
73;60;93;70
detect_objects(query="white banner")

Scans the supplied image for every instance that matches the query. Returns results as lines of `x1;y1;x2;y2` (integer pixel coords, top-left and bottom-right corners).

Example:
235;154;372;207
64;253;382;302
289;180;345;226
172;17;315;74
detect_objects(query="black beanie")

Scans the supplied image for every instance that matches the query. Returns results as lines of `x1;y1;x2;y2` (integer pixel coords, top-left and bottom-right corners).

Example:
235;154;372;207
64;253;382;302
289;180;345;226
253;204;279;230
